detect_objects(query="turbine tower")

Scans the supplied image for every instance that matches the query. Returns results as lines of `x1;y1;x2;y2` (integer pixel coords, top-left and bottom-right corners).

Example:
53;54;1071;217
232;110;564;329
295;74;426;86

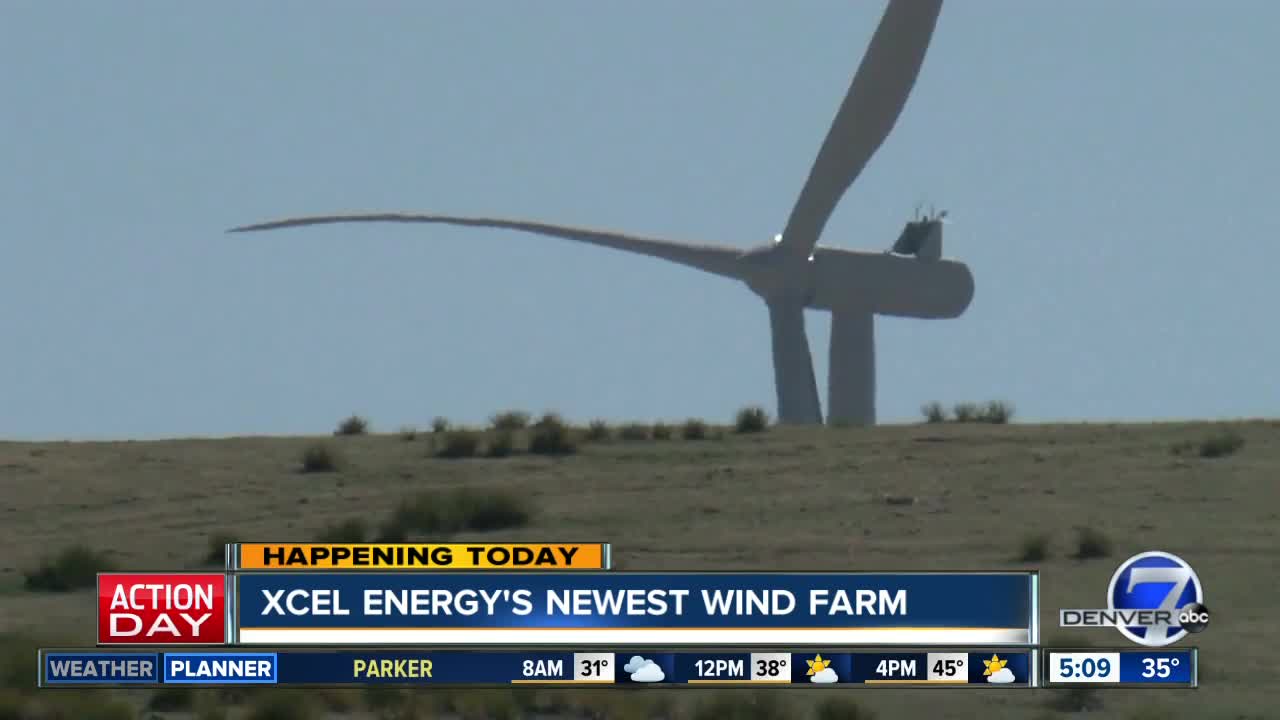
230;0;973;426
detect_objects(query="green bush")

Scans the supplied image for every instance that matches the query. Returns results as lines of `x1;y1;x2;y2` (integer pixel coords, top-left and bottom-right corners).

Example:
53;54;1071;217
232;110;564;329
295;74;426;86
399;425;418;441
487;429;517;458
436;429;481;459
202;532;236;566
682;418;708;440
315;518;368;543
921;401;947;423
979;400;1015;424
0;633;41;689
1198;430;1244;458
815;696;878;720
246;691;319;720
617;422;650;441
1018;532;1051;562
734;405;769;433
528;413;576;456
651;422;673;440
489;410;531;431
0;689;26;720
584;419;611;442
382;488;532;538
1073;526;1113;559
148;686;196;711
691;691;787;720
431;416;450;433
952;402;979;422
44;693;137;720
299;442;340;473
334;414;369;436
23;544;116;592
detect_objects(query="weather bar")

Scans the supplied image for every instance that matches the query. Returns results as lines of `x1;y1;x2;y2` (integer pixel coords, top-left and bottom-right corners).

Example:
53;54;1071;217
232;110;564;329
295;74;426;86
39;649;1036;688
1043;648;1197;688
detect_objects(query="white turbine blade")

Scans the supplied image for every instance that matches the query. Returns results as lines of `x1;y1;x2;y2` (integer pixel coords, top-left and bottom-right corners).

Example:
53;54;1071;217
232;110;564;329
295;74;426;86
766;300;823;425
778;0;944;258
229;213;745;280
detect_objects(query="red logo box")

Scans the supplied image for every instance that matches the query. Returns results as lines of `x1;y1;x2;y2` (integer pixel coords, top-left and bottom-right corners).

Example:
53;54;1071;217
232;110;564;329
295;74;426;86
97;573;227;645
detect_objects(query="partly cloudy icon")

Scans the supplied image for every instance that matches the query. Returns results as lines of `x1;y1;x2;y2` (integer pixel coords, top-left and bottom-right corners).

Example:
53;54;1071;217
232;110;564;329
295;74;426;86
623;656;665;683
988;667;1016;684
807;655;838;684
983;655;1015;684
812;667;838;684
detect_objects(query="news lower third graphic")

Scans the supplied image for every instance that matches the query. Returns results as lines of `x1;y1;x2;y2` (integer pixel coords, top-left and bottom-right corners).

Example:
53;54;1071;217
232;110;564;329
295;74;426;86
41;541;1205;691
1058;551;1209;648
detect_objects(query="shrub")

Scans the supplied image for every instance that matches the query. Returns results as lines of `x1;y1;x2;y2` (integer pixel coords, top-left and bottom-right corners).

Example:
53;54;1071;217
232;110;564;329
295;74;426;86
0;633;41;689
584;419;611;442
334;414;369;436
618;422;649;441
528;413;576;456
1046;687;1103;713
489;410;531;431
651;422;673;440
487;430;517;458
979;400;1015;424
691;691;786;720
246;691;318;720
952;402;979;422
148;686;196;711
1073;526;1113;559
0;689;26;720
315;518;367;543
682;418;708;440
45;694;137;720
399;425;418;441
23;544;116;592
202;532;236;566
382;488;532;538
815;696;877;720
431;416;450;433
299;442;340;473
921;401;947;423
1018;532;1051;562
1198;430;1244;458
436;429;481;459
735;405;769;433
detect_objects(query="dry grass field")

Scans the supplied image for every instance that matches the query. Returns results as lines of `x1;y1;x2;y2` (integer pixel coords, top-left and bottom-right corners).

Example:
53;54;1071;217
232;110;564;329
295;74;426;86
1;417;1276;719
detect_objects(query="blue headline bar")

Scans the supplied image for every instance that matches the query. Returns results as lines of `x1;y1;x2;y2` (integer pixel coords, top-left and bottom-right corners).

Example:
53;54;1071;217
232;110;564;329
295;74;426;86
233;572;1033;643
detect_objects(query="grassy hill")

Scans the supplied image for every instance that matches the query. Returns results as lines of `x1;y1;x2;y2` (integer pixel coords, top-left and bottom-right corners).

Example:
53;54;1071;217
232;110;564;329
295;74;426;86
1;417;1276;718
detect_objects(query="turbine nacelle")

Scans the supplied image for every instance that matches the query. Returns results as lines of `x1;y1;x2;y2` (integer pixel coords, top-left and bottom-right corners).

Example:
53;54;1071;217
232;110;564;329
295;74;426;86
890;208;946;260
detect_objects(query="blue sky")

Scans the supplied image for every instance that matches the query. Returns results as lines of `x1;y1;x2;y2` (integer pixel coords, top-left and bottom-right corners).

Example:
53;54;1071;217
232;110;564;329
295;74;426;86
3;1;1277;439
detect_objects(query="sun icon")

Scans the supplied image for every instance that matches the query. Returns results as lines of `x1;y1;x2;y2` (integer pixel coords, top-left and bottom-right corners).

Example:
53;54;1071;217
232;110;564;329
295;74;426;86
982;654;1008;677
806;654;831;676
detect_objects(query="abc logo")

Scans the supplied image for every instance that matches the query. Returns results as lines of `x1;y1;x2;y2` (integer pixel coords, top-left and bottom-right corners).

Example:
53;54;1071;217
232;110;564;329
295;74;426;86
1108;551;1204;647
1178;602;1211;633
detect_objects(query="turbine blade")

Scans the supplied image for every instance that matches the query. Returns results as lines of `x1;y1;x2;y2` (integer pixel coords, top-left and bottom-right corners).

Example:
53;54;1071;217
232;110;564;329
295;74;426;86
229;213;745;280
766;300;823;425
778;0;944;258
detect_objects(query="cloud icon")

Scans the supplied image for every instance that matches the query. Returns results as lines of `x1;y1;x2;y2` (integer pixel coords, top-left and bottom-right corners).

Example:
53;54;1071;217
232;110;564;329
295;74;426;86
623;656;650;674
630;662;666;683
810;667;838;684
987;667;1015;684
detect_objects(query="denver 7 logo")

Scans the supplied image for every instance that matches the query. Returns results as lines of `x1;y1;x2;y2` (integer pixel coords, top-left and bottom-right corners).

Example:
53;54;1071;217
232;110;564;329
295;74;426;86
1108;552;1204;647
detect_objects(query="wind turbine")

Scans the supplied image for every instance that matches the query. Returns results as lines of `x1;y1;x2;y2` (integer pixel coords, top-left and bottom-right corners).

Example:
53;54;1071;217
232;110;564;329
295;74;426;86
230;0;973;426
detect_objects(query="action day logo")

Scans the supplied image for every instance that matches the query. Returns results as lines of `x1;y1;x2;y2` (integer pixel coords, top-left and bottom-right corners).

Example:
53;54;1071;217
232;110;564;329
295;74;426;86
1060;551;1210;647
